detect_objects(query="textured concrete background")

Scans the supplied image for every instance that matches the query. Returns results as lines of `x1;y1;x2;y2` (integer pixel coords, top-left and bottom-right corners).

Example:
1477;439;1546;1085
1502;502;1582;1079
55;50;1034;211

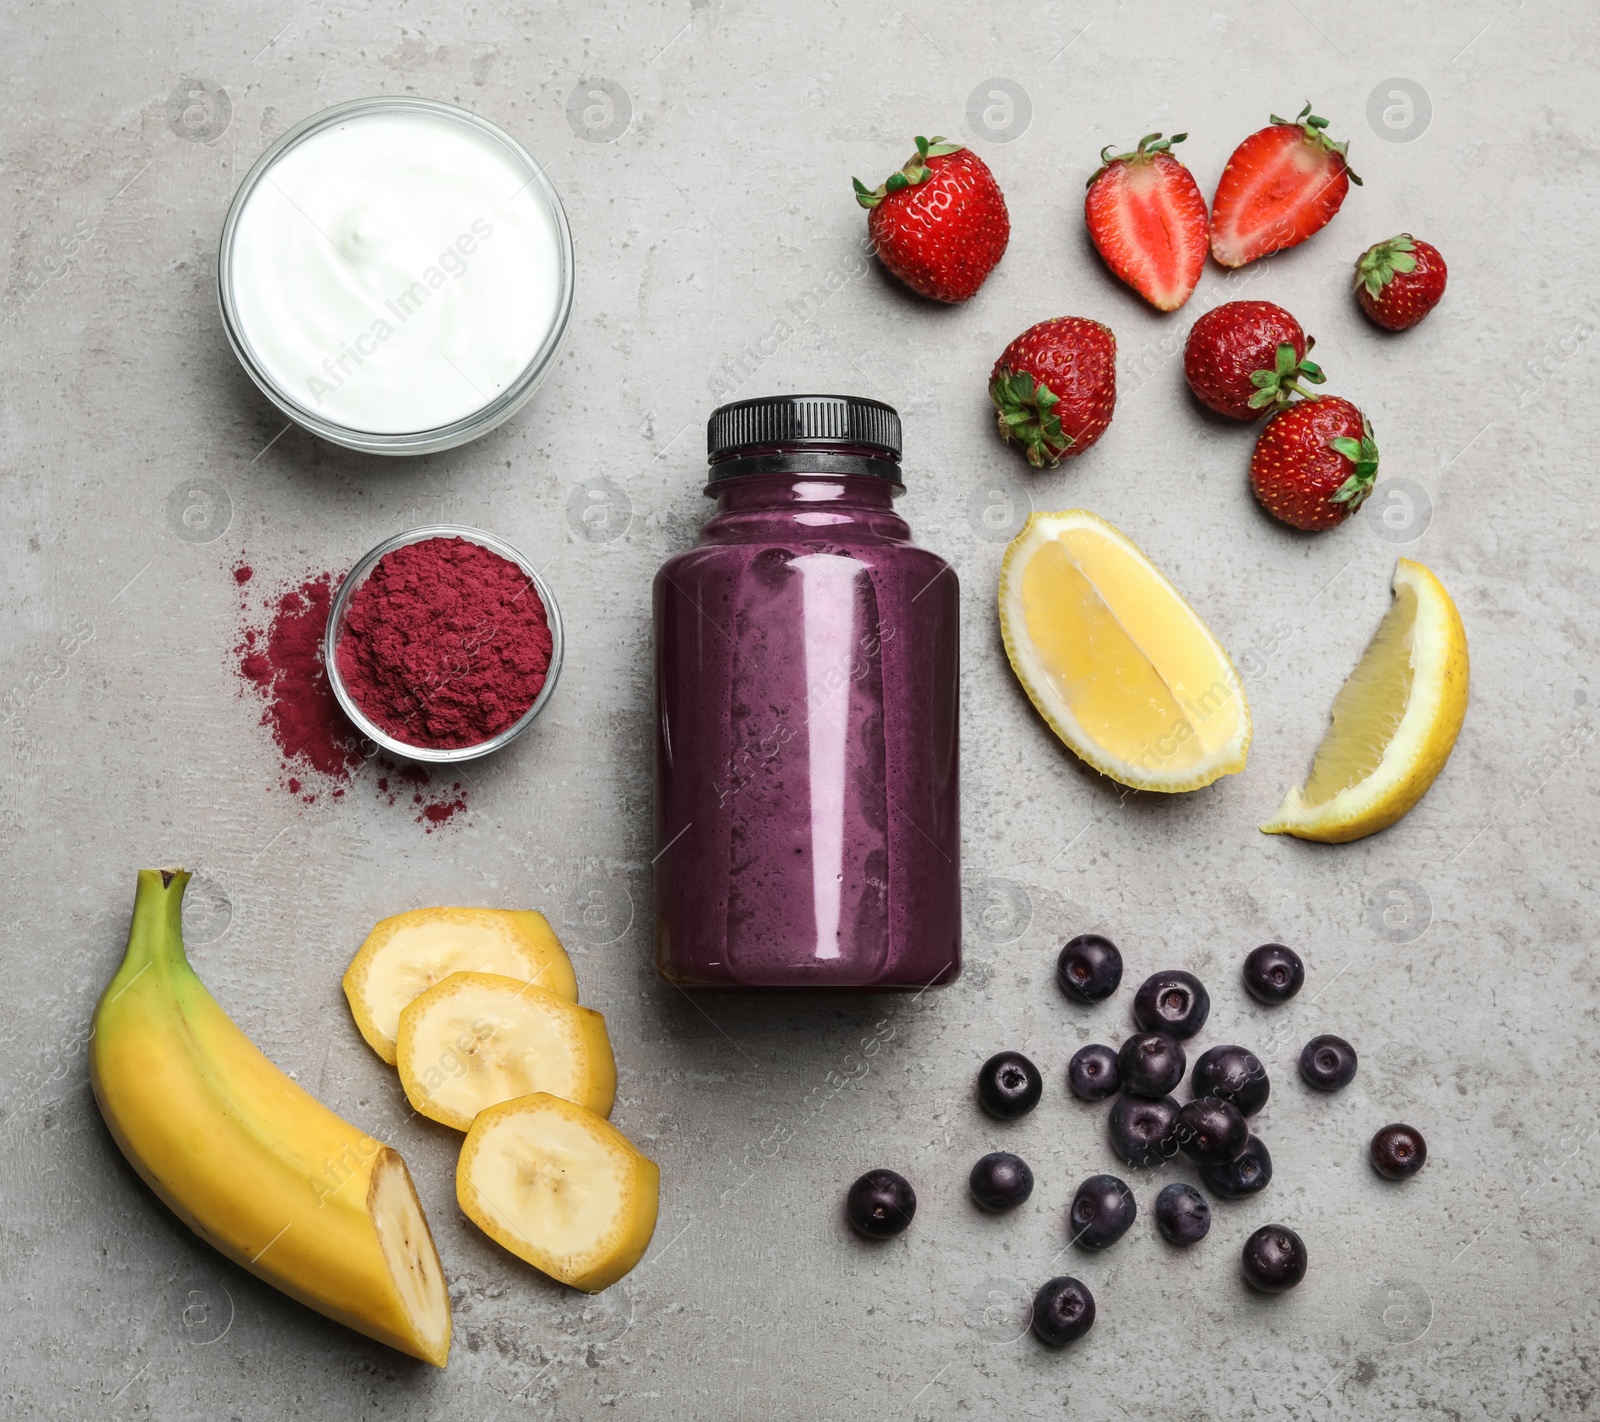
3;1;1597;1417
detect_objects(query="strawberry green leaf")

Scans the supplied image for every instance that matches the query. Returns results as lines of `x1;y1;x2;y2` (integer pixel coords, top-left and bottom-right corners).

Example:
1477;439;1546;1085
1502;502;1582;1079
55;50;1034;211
1355;234;1420;296
1330;471;1374;506
1328;419;1380;504
990;370;1072;468
852;176;885;210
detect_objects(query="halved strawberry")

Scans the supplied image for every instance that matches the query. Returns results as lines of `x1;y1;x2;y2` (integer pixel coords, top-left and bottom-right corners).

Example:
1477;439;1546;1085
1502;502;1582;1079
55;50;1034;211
1210;103;1361;269
1084;132;1209;311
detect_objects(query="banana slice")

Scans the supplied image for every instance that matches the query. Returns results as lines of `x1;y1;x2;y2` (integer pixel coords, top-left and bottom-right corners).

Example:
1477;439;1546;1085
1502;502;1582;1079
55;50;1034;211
396;972;616;1131
344;908;577;1065
458;1093;660;1292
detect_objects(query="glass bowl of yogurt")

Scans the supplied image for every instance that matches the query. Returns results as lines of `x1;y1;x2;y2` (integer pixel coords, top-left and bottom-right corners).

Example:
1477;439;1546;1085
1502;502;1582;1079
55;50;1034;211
218;97;574;455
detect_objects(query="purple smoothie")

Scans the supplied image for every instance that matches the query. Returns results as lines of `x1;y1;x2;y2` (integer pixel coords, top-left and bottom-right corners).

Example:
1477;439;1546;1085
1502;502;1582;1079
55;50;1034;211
654;396;960;990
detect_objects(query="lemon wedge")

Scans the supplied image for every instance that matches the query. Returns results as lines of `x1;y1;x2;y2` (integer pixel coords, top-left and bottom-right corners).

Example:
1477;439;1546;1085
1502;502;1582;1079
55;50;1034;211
344;908;577;1066
1262;558;1468;842
999;510;1251;791
458;1093;660;1293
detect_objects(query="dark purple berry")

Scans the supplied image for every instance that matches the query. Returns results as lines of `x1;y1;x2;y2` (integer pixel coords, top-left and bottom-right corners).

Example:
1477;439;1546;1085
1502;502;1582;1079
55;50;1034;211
1108;1093;1181;1168
1031;1276;1095;1346
1243;943;1304;1004
1068;1043;1121;1101
846;1169;916;1239
1132;969;1210;1039
1118;1031;1185;1097
1178;1097;1250;1165
1191;1043;1270;1117
1299;1034;1358;1092
1241;1224;1307;1292
1370;1124;1427;1180
1069;1173;1137;1250
977;1050;1043;1119
1200;1134;1273;1198
1154;1182;1211;1245
969;1152;1034;1211
1056;934;1123;1002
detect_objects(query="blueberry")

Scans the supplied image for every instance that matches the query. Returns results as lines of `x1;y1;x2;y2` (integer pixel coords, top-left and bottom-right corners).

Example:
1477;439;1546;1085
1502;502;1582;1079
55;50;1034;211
1154;1182;1211;1245
1241;1224;1307;1292
1132;970;1210;1039
1191;1043;1270;1117
1108;1093;1181;1168
1178;1097;1250;1165
1200;1133;1273;1198
1117;1031;1186;1097
969;1151;1034;1212
1299;1034;1358;1092
846;1169;916;1239
1031;1276;1095;1346
1243;943;1305;1004
977;1050;1043;1119
1370;1123;1427;1180
1056;934;1123;1002
1068;1044;1121;1101
1069;1173;1137;1250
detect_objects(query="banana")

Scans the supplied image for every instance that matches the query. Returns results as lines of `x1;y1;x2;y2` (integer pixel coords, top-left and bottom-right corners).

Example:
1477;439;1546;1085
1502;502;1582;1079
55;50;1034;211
344;907;578;1066
89;869;452;1367
396;971;616;1131
458;1093;660;1293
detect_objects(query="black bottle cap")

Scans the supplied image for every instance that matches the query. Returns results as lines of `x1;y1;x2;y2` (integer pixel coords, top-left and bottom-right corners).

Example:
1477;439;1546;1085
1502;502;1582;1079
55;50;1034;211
706;394;902;482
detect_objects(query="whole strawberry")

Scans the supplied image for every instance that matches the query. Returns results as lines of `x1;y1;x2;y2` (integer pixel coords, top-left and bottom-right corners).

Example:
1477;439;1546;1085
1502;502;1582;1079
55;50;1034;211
1184;301;1325;420
1355;234;1448;330
1250;396;1378;531
990;318;1117;467
1210;103;1361;268
854;136;1009;303
1084;132;1209;311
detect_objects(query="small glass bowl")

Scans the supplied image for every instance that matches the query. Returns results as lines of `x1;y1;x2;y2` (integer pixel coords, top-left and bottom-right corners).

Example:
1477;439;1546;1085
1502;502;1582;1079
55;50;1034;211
216;96;574;456
324;525;564;764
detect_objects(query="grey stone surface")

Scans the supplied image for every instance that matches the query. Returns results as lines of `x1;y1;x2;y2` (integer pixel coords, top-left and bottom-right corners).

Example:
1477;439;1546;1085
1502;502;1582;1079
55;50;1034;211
3;2;1597;1417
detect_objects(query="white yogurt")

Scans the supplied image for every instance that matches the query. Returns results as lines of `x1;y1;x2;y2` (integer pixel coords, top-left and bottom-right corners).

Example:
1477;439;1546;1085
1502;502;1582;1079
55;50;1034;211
224;102;569;440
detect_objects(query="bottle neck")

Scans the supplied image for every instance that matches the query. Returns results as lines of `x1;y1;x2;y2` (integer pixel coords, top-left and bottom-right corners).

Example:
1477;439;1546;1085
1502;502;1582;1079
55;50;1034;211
700;471;906;541
706;443;902;495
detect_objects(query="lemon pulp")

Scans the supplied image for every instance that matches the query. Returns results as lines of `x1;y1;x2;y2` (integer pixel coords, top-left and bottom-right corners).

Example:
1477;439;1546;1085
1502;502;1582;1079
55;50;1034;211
1001;510;1250;791
1300;582;1416;805
1261;558;1468;843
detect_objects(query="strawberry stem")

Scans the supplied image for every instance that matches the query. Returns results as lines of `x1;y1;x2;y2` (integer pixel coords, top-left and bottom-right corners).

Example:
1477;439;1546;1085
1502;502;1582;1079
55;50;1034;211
1268;101;1362;185
1246;341;1328;412
853;135;965;209
1086;132;1188;187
